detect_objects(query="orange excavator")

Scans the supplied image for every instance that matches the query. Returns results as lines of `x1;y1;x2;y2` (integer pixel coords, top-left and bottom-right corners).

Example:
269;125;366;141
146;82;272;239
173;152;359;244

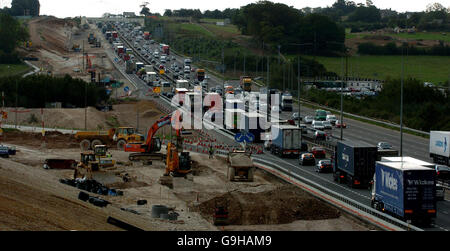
124;114;173;161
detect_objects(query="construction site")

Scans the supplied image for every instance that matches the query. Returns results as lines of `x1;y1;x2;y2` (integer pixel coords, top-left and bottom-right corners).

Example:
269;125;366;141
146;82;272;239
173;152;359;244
0;15;382;231
0;127;376;231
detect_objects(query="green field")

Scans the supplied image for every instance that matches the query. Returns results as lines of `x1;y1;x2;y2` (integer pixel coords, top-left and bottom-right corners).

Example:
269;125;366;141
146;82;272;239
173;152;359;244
202;23;240;37
0;64;31;78
167;22;215;37
309;55;450;84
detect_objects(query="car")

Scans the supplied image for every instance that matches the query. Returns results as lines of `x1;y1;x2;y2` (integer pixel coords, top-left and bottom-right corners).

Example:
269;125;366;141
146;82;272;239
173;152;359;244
316;159;333;173
310;147;326;159
335;120;347;128
435;165;450;181
377;142;392;150
291;112;302;122
153;52;159;58
314;130;326;140
299;124;308;134
184;66;191;74
436;184;445;201
173;72;179;79
326;114;338;125
304;116;314;124
322;120;332;129
184;74;190;80
0;145;10;158
299;153;315;166
312;120;325;130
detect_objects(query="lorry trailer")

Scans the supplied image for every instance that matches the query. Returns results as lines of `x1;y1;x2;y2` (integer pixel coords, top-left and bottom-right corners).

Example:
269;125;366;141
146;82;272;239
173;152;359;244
333;140;378;188
429;131;450;166
371;161;436;225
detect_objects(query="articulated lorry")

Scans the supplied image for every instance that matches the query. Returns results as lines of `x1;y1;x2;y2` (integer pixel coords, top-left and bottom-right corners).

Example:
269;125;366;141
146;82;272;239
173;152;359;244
270;124;302;158
371;161;436;224
333;140;378;188
429;131;450;166
280;93;293;111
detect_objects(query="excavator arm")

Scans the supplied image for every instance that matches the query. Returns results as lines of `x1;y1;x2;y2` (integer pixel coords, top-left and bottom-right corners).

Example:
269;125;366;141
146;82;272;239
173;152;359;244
124;114;175;153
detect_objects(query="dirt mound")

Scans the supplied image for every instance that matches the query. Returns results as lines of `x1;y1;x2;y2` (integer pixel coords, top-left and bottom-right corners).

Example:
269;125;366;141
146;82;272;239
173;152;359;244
142;111;160;118
195;185;340;225
2;130;78;149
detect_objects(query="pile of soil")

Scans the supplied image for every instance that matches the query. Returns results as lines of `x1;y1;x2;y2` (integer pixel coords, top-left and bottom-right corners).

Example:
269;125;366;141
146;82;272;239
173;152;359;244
2;131;78;149
195;185;340;225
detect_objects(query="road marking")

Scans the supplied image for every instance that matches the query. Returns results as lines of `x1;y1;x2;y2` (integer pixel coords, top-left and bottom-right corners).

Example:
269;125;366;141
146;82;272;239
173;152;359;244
257;155;371;200
431;224;449;231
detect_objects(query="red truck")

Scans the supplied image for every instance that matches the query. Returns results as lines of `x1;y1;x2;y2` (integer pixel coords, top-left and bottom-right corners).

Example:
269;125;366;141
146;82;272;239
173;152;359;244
144;31;151;40
162;45;170;55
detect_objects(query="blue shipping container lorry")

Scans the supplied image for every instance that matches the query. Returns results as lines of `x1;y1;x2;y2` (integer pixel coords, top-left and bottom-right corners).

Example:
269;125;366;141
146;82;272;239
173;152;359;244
371;161;436;224
334;140;377;188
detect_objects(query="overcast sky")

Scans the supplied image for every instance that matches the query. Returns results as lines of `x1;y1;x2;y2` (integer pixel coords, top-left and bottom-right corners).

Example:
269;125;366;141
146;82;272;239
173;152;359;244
1;0;450;18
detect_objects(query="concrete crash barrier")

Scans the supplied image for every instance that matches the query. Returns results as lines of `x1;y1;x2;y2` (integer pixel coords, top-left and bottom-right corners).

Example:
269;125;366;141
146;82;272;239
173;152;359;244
151;205;168;218
107;217;144;231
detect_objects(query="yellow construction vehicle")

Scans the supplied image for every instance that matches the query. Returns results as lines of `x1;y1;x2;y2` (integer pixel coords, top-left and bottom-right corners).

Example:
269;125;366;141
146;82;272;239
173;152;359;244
75;127;145;151
165;141;192;177
227;150;254;182
73;145;115;179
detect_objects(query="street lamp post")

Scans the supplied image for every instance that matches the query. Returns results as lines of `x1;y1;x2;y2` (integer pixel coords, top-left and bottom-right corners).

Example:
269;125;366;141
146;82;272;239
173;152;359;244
287;43;313;144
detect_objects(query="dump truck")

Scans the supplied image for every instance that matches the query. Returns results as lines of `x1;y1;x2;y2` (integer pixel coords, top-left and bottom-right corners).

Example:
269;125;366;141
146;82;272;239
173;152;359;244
333;140;378;188
227;150;254;182
371;161;436;225
429;131;450;166
74;127;144;150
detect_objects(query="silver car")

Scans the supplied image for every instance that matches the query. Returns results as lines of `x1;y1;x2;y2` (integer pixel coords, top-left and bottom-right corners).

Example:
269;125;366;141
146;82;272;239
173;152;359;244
304;116;314;124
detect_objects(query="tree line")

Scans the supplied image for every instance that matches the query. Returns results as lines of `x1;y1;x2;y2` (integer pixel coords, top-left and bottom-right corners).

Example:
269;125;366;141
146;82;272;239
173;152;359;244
312;0;450;32
0;12;29;64
1;0;40;17
358;41;450;56
0;75;109;108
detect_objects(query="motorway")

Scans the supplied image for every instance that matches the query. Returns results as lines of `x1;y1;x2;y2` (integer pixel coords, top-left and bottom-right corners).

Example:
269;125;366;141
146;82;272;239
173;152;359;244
96;21;449;231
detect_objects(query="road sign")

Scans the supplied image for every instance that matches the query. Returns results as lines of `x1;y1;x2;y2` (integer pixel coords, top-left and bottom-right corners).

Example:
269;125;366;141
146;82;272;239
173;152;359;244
235;131;255;143
124;86;129;92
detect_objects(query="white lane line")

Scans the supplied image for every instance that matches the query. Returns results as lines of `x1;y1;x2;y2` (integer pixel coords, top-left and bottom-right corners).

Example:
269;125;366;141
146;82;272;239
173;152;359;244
258;155;372;200
431;224;449;231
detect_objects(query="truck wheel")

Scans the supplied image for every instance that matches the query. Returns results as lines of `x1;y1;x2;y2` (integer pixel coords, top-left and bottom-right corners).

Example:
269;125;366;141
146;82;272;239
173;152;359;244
117;139;127;150
91;139;103;149
80;139;91;151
